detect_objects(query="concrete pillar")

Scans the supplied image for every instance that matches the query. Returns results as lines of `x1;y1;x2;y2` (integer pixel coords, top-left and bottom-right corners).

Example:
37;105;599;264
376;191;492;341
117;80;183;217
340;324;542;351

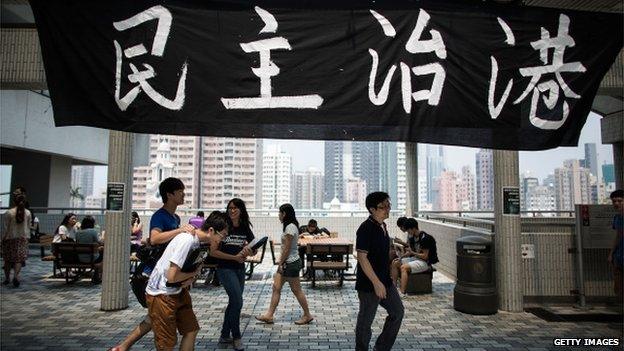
601;111;623;190
493;150;523;312
614;142;623;190
405;142;418;216
101;131;134;311
48;156;72;209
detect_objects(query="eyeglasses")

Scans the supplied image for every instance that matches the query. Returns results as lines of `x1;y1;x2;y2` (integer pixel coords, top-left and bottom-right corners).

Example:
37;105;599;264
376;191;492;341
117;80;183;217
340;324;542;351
376;202;391;210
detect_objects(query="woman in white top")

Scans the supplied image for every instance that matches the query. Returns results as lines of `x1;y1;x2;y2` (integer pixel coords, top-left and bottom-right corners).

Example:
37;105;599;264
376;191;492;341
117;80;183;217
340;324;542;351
53;213;78;243
2;193;32;287
256;203;314;325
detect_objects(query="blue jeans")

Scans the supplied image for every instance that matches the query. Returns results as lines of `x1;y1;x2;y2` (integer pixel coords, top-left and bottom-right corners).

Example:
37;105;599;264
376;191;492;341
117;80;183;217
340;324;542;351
216;267;246;339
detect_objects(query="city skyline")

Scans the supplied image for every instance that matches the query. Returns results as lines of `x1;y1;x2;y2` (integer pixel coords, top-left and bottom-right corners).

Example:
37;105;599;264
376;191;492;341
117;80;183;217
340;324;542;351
89;113;612;199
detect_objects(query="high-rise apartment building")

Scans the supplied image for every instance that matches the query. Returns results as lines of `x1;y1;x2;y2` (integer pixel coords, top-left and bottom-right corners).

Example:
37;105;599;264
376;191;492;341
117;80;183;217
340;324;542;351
353;141;380;194
435;170;458;211
396;143;406;211
418;168;428;210
426;145;445;206
201;137;261;209
345;177;367;208
133;135;261;209
525;185;556;212
324;141;347;202
70;165;94;207
584;143;599;178
292;167;324;209
521;176;539;210
262;146;292;209
475;149;494;210
459;166;476;211
554;159;592;210
380;142;397;204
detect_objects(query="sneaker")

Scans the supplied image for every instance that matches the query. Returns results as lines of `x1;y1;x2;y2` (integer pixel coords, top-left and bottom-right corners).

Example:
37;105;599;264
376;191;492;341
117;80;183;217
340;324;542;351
12;278;20;288
233;338;244;351
2;279;9;285
218;336;233;344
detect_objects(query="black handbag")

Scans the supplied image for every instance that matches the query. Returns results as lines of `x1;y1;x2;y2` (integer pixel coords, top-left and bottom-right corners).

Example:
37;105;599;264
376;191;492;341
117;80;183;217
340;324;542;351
130;262;149;308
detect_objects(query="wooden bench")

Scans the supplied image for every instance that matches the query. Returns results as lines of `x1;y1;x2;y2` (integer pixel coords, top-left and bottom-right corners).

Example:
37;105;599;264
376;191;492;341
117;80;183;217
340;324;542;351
306;244;351;287
245;239;267;280
405;267;436;294
269;239;281;265
52;242;100;284
39;234;59;277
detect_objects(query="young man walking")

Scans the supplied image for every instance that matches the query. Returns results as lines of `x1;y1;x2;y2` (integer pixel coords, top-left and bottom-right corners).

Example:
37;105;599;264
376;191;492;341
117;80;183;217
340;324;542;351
110;177;194;351
355;192;404;351
147;211;228;350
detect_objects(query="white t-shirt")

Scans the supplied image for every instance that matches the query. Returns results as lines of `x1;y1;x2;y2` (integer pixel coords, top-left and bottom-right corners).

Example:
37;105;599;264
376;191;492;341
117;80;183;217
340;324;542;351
282;223;300;263
53;224;77;243
146;233;199;296
2;208;31;240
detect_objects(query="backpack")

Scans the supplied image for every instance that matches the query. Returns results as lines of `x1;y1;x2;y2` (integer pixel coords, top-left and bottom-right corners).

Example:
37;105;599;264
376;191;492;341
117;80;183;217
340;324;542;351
130;262;149;308
130;244;168;308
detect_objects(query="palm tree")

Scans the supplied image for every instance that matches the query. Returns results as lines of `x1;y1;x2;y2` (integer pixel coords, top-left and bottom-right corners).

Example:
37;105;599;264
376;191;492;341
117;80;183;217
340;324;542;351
70;186;85;206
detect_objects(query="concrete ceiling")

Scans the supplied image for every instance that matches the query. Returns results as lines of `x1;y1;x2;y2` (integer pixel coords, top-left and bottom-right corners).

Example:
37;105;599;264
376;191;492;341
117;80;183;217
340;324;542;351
522;0;623;13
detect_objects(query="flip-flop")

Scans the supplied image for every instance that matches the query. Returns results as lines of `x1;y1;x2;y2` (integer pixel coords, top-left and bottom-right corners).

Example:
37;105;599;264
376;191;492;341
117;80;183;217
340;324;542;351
254;315;274;324
294;317;314;325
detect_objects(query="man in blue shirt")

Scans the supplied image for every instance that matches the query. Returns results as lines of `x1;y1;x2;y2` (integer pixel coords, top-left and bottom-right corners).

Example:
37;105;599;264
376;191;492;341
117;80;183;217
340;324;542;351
355;192;404;351
110;177;194;351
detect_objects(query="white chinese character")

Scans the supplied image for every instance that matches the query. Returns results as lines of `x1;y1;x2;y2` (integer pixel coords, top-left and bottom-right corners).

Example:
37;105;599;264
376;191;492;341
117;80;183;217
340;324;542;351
488;14;586;129
113;5;188;111
221;7;323;110
369;9;447;114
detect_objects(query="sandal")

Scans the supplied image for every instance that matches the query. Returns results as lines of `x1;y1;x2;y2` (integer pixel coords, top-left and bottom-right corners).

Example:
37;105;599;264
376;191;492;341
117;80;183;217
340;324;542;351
254;315;274;324
294;316;314;325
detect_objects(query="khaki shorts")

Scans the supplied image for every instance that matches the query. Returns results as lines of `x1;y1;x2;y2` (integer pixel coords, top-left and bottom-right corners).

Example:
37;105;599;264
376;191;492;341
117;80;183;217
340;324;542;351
146;289;200;349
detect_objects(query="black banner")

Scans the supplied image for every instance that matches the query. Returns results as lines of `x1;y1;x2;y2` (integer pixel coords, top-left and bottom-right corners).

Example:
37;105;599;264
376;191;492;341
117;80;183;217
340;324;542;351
30;0;622;150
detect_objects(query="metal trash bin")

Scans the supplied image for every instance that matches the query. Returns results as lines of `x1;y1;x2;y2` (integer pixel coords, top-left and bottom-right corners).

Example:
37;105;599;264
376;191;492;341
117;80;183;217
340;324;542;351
453;235;498;315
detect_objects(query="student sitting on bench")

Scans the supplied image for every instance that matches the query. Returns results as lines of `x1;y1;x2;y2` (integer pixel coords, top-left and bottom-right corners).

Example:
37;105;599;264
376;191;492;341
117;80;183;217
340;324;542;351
390;218;438;294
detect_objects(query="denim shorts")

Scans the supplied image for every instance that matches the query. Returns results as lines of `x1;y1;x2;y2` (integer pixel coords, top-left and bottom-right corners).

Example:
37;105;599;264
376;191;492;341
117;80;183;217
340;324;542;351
282;259;302;278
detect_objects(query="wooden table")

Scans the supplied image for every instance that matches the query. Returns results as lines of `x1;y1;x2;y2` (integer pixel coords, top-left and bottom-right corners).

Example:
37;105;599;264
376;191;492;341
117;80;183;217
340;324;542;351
298;237;354;287
298;237;353;249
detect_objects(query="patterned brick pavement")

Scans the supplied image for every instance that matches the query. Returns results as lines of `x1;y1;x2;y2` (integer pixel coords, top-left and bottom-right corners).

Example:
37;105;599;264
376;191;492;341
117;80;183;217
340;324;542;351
1;249;621;351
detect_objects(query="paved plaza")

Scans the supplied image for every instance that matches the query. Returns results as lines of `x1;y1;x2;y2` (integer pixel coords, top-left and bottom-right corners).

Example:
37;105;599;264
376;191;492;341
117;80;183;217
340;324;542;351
1;248;622;351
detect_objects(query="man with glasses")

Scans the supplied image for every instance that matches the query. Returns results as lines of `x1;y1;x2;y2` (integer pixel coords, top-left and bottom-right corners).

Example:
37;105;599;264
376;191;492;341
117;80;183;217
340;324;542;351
355;192;404;351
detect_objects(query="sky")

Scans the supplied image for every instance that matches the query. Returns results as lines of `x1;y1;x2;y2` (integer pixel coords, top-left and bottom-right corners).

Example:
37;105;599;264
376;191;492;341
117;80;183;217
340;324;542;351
90;111;613;194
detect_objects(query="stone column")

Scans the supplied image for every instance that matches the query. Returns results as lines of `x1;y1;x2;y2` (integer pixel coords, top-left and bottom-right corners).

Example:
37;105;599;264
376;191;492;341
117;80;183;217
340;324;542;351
405;142;418;216
493;149;523;312
614;142;623;190
101;131;134;311
601;112;623;190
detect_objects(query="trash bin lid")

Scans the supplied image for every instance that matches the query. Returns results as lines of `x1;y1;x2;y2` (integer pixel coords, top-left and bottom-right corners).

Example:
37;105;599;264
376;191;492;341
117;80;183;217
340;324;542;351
456;235;492;245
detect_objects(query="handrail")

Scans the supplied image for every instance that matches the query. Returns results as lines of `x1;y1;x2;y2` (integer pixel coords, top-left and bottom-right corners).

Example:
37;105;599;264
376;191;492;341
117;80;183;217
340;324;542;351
0;207;576;217
0;207;404;217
